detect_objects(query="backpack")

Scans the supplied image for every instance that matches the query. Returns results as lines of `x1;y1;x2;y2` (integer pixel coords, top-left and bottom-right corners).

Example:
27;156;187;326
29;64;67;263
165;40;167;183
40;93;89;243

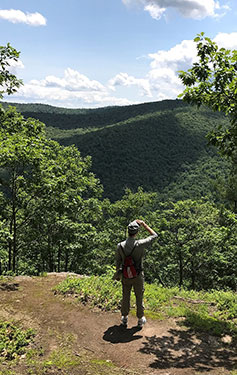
121;245;137;279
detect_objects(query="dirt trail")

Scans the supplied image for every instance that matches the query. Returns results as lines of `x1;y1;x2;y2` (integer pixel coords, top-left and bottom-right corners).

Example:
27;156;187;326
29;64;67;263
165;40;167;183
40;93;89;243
0;274;236;375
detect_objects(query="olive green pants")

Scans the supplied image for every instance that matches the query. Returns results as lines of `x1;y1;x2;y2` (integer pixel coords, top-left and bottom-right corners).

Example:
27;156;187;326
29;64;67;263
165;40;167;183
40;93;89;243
121;273;144;319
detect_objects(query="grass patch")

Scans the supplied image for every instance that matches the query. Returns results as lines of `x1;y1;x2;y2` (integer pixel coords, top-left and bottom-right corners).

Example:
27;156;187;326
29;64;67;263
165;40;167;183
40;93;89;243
24;332;135;375
39;272;48;277
25;349;82;375
43;349;81;369
0;320;35;361
91;359;114;367
54;269;237;339
54;271;123;311
183;309;236;336
0;276;14;283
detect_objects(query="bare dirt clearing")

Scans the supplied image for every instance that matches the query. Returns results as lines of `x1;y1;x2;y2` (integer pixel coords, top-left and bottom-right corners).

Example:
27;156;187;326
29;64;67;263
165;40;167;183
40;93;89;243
0;274;236;375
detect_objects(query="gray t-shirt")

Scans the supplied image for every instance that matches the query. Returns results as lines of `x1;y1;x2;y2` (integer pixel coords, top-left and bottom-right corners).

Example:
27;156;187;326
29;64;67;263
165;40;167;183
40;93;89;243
116;233;158;273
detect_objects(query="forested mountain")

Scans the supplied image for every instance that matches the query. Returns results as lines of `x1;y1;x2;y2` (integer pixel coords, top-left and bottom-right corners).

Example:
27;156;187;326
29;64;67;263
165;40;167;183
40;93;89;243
2;100;231;201
1;41;236;289
1;101;236;289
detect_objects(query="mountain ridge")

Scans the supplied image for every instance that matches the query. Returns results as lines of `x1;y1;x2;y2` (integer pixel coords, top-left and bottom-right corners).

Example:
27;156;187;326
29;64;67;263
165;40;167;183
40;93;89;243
1;99;230;201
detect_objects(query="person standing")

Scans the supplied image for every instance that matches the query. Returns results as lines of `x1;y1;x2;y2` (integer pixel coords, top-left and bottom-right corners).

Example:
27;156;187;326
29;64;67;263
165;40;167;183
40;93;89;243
115;219;158;327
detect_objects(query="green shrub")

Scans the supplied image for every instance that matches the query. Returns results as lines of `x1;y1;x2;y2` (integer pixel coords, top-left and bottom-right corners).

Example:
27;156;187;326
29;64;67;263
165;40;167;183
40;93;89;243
0;320;35;360
54;268;123;311
209;290;237;320
55;269;237;338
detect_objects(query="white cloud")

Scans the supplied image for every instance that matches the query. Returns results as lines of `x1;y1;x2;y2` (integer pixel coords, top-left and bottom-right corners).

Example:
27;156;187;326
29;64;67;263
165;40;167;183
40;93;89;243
144;4;166;19
9;32;237;108
148;67;183;100
9;68;134;108
122;0;230;20
8;59;25;74
107;40;197;102
214;32;237;49
108;72;152;97
0;9;46;26
39;68;106;92
109;37;203;102
144;32;237;101
148;39;197;70
3;57;25;76
7;39;198;106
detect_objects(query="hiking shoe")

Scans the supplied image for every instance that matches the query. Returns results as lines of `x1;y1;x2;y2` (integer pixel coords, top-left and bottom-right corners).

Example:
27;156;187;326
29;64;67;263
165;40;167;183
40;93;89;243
121;316;128;326
138;316;146;327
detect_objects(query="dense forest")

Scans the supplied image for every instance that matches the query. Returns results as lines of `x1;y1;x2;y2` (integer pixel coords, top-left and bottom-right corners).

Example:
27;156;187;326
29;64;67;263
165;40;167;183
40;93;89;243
3;100;231;202
0;39;236;291
0;101;236;291
1;37;236;375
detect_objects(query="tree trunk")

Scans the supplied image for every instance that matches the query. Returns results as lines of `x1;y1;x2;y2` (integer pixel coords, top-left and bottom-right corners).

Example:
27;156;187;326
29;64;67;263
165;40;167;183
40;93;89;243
12;203;17;273
9;169;17;272
57;242;61;272
65;249;69;272
178;248;183;288
191;259;196;290
8;218;13;271
48;234;54;272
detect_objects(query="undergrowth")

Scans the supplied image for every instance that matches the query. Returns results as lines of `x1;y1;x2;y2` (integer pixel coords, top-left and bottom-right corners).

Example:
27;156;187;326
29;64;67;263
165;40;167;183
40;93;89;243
0;320;35;360
54;268;237;338
22;332;136;375
54;270;122;311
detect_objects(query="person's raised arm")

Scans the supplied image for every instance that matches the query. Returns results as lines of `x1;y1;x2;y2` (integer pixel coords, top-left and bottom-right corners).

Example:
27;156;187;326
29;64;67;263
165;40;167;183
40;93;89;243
136;219;157;236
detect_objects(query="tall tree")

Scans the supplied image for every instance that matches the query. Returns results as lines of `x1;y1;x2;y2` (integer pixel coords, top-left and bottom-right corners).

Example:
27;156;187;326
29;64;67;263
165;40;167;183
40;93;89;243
0;107;47;271
179;33;237;162
145;200;235;289
22;142;103;274
0;43;23;99
0;106;103;274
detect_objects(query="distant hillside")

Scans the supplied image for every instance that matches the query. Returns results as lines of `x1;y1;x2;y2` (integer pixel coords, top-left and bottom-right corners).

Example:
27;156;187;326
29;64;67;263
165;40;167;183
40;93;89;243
2;100;231;201
2;99;188;129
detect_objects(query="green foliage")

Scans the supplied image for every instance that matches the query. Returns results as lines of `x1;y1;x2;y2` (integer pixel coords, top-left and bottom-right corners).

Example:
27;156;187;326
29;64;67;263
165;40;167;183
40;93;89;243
73;187;157;277
55;271;237;338
42;349;81;370
23;332;126;375
2;99;187;129
54;267;123;311
0;105;103;274
0;320;35;360
0;44;23;99
144;200;237;290
0;101;236;290
210;290;237;320
3;99;230;202
184;309;235;337
58;103;229;201
179;32;237;162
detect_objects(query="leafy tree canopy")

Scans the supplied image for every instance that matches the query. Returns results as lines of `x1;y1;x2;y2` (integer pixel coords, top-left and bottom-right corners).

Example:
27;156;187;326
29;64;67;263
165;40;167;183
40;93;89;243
0;106;103;273
0;43;23;99
179;33;237;161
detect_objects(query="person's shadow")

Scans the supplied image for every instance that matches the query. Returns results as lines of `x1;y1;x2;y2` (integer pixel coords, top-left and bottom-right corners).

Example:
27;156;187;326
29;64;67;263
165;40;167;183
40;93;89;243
103;324;143;344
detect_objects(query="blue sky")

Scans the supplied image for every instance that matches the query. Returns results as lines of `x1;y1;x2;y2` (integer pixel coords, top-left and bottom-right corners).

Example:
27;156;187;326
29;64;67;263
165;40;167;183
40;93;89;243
1;0;237;108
